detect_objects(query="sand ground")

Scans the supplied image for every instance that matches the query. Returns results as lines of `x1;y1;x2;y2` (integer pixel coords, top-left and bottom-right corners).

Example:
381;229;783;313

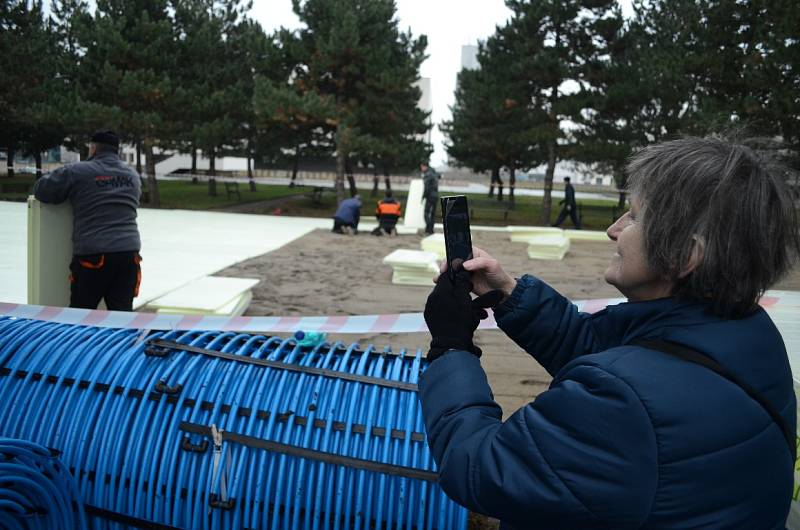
219;227;800;415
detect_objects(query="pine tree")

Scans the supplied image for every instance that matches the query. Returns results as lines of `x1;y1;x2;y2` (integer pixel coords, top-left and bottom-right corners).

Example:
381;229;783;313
0;1;70;177
356;29;430;194
76;0;178;206
564;4;635;208
442;30;546;205
172;0;250;193
502;0;621;223
284;0;429;203
441;67;501;190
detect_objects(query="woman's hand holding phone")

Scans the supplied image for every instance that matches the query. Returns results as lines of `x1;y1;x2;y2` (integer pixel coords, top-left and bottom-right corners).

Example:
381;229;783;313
435;246;517;302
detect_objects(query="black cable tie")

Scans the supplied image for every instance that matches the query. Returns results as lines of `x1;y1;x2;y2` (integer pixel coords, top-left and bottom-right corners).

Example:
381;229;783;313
154;380;183;395
209;494;236;510
180;436;208;453
146;339;418;392
144;346;170;358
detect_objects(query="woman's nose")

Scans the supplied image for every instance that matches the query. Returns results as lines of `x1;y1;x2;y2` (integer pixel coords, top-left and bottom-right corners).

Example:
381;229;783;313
606;213;628;241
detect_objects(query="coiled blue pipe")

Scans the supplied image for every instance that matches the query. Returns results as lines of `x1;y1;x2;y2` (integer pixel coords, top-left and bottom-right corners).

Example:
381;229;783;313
0;316;468;529
0;437;87;530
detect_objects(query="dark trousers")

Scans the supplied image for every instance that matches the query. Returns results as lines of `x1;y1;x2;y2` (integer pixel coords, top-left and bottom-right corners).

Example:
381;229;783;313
69;251;142;311
332;217;358;233
553;205;581;229
371;214;399;235
423;196;437;234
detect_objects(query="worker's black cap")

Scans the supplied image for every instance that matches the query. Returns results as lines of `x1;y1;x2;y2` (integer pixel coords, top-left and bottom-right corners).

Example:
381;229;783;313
90;129;120;148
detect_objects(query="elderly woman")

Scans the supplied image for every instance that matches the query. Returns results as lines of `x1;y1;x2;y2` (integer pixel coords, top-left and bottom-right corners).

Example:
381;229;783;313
420;135;800;529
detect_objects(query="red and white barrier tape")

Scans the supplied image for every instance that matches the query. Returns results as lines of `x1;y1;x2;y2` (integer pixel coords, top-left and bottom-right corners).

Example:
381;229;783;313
0;292;794;334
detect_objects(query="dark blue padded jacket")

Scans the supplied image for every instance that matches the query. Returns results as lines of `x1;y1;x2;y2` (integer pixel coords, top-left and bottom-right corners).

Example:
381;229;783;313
418;275;795;529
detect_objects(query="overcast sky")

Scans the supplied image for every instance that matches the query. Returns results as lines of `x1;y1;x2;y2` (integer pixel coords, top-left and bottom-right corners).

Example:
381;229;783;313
252;1;633;167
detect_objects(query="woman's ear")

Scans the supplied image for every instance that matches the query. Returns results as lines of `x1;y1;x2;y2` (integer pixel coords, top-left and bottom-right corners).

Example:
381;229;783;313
679;236;705;279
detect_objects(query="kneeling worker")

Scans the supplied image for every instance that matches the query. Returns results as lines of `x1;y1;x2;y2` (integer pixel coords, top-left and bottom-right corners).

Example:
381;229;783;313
331;194;362;234
33;129;143;311
371;191;402;236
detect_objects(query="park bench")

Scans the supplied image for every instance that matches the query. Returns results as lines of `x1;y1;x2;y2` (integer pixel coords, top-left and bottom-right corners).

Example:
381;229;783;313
577;202;620;225
307;186;336;205
469;198;514;222
224;180;241;201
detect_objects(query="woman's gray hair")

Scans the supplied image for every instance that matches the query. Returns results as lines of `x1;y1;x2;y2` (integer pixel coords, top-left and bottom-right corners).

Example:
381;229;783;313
627;134;800;318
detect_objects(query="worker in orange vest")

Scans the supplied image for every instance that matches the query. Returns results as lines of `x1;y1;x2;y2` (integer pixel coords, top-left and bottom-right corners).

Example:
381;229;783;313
371;190;402;236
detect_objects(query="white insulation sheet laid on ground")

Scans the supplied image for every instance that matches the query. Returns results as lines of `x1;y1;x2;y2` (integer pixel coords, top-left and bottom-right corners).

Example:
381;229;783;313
564;229;610;241
145;276;259;316
508;225;564;242
420;233;446;259
527;234;571;260
0;201;330;308
383;249;439;286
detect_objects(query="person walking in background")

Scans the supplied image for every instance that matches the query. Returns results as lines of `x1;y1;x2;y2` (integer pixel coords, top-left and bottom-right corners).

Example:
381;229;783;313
371;190;402;236
421;161;440;235
420;135;799;528
331;194;362;234
552;176;581;229
33;129;143;311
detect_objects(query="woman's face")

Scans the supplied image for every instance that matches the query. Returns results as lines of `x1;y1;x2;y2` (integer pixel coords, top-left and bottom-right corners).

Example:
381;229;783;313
604;197;675;302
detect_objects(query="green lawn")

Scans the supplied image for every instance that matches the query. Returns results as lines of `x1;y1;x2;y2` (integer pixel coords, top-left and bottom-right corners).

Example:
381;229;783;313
265;186;625;230
152;179;303;210
0;175;35;201
0;174;625;229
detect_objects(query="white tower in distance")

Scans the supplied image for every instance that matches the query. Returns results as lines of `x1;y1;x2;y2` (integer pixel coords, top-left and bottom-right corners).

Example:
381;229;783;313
461;44;479;70
415;77;433;146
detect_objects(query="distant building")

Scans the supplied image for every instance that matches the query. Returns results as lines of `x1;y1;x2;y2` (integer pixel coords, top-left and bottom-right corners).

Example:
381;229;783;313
461;44;479;70
118;145;247;175
415;77;433;146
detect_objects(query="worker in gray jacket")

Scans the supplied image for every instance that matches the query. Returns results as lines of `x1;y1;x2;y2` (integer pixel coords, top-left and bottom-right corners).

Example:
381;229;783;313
421;162;440;235
33;129;142;311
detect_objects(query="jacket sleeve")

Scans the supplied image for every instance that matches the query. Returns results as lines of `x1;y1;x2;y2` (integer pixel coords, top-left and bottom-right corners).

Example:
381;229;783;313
33;165;72;204
418;350;657;529
494;275;619;376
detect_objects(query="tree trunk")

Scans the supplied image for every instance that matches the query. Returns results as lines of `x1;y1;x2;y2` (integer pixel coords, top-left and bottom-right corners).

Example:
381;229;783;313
136;142;142;176
34;151;42;179
383;163;391;191
617;189;627;210
6;146;14;178
208;150;217;197
335;150;346;204
191;145;197;183
542;140;556;225
345;158;357;198
144;141;160;207
495;167;504;201
509;165;516;207
372;167;379;197
488;171;494;198
290;150;299;187
247;153;253;179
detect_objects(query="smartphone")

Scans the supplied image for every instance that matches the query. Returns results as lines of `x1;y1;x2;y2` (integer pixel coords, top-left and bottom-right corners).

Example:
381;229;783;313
440;195;473;279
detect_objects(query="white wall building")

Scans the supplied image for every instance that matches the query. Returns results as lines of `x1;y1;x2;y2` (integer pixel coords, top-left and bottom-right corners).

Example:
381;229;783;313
415;77;433;146
461;44;479;70
118;145;247;175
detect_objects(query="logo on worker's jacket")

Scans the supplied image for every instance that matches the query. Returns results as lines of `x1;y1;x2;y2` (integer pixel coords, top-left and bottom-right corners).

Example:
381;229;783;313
95;174;134;188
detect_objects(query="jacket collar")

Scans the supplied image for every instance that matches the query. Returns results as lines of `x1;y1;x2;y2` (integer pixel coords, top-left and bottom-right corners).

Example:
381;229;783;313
593;296;723;346
88;151;120;162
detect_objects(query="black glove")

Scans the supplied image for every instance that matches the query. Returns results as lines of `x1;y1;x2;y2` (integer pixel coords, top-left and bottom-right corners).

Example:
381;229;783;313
424;270;504;362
